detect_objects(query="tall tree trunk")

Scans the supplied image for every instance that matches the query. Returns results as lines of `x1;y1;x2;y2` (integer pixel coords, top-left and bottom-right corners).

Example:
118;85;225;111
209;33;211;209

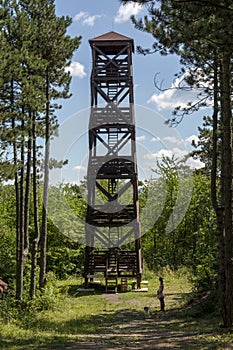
220;52;233;327
30;114;40;299
16;109;32;300
24;119;32;261
10;80;21;300
40;71;50;289
17;115;25;300
13;117;21;300
210;56;219;212
210;56;226;325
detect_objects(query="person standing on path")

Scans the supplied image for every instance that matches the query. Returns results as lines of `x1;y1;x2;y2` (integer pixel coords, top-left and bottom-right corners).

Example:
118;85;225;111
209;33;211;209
157;277;165;311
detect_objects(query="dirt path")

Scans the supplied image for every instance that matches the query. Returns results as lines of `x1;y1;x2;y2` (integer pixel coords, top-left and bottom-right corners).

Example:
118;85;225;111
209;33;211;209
52;294;232;350
65;315;204;349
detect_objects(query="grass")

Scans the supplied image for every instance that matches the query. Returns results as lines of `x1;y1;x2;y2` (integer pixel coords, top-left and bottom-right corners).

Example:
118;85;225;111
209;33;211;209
0;270;232;349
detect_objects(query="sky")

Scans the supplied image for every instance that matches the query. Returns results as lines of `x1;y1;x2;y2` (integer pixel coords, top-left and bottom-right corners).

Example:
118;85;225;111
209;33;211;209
51;0;210;186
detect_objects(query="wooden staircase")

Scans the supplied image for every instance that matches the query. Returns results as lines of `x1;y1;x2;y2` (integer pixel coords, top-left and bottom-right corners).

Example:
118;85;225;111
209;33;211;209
105;251;118;293
84;249;138;293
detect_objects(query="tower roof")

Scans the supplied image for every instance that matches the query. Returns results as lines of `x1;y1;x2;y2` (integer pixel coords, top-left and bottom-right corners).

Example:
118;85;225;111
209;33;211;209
89;31;134;52
90;31;133;42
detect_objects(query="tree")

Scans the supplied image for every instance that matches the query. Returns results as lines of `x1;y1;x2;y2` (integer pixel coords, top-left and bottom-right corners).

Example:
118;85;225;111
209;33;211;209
23;0;82;290
140;157;217;278
121;0;233;326
0;185;16;282
0;0;81;299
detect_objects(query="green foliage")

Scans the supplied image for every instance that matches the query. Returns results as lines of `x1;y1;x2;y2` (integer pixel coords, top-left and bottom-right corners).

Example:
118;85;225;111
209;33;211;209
0;161;218;299
140;158;217;287
0;272;67;329
0;0;82;299
46;183;86;279
30;272;68;312
192;264;217;294
0;185;16;281
47;232;85;279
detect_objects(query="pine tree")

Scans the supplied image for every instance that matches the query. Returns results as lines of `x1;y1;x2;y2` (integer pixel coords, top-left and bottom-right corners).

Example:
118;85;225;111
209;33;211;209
16;0;81;290
0;0;81;299
121;0;233;326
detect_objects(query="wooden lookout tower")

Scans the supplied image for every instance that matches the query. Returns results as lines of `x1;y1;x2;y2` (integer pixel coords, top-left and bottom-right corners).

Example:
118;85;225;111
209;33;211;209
84;31;142;292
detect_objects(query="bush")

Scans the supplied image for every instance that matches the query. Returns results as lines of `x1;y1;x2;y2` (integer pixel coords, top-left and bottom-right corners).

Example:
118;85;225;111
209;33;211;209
30;272;68;311
0;272;68;327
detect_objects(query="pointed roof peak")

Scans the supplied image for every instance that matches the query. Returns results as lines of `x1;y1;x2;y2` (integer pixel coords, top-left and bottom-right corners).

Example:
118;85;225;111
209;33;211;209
89;31;133;42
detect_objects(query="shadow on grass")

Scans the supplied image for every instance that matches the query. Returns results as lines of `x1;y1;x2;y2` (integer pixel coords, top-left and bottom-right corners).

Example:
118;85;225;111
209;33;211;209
67;282;106;297
0;303;229;350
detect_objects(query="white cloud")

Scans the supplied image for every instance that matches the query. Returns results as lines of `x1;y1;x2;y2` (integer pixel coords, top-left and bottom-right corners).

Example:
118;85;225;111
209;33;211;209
150;134;201;149
144;142;205;170
114;2;143;23
151;136;162;143
185;135;200;146
65;61;86;78
73;165;87;172
148;70;212;111
74;11;103;26
145;147;187;161
151;135;186;146
83;15;103;26
162;136;184;145
74;11;87;22
185;157;204;169
164;136;178;144
136;135;146;141
148;82;198;111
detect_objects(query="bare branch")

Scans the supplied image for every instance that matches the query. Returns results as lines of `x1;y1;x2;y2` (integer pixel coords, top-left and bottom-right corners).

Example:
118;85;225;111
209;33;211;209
166;94;211;127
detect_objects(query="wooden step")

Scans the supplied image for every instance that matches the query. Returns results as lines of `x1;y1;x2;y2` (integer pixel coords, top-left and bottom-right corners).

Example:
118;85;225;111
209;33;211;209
106;277;118;293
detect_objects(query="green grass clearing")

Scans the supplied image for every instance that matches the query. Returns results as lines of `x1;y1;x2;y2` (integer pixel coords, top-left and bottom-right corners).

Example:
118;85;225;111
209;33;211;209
0;270;232;349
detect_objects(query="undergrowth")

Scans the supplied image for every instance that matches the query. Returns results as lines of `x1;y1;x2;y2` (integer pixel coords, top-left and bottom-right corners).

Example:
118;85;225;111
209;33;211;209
0;268;228;350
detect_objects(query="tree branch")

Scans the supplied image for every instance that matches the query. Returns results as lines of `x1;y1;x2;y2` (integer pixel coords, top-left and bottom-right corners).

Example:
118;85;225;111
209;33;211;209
172;0;233;11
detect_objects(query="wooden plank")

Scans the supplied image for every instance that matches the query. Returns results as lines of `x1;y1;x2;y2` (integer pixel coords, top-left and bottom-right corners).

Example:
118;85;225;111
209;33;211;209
77;288;95;292
132;288;148;292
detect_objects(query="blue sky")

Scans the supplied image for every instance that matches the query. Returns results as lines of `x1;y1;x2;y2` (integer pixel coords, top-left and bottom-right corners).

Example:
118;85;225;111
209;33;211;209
51;0;210;185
